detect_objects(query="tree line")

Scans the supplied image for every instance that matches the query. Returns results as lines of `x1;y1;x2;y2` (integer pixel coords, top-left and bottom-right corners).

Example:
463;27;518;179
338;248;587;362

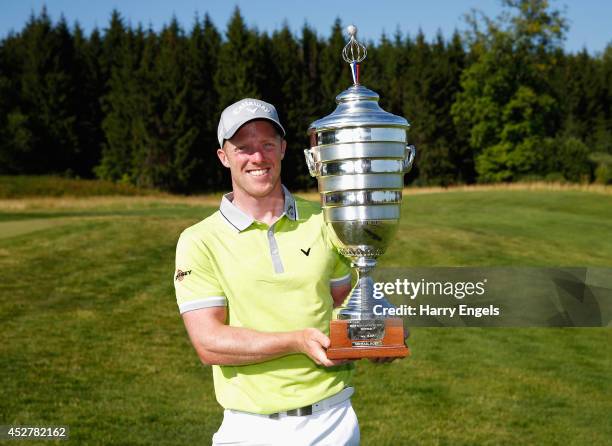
0;0;611;192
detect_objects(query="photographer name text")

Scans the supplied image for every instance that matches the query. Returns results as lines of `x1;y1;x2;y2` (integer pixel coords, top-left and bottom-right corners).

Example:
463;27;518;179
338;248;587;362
372;278;501;318
373;304;501;318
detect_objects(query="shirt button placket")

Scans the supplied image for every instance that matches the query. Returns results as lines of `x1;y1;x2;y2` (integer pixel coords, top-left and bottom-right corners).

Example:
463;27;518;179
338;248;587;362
267;224;283;273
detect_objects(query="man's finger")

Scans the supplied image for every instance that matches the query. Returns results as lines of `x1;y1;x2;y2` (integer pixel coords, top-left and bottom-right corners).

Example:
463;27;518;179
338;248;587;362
316;354;336;367
313;330;331;349
314;349;354;367
403;326;410;340
308;341;334;366
327;358;355;366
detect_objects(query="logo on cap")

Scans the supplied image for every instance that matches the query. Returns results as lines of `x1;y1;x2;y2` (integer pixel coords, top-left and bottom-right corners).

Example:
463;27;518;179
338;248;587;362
233;100;271;115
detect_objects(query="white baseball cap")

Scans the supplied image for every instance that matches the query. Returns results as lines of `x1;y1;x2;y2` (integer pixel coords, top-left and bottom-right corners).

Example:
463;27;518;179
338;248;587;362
217;98;286;147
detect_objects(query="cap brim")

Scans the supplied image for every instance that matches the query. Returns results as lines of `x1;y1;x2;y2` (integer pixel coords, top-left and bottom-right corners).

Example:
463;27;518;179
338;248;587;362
223;117;286;143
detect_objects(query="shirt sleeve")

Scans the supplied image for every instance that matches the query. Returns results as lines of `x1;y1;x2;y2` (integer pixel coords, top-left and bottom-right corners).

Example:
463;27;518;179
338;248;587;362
174;230;227;314
329;250;352;288
319;213;352;288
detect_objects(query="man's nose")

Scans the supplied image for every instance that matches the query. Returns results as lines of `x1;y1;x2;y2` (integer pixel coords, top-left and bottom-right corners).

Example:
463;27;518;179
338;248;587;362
250;148;265;163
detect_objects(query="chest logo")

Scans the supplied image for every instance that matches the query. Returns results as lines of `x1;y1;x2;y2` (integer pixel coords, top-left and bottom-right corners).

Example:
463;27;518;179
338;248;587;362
300;248;311;256
175;269;192;281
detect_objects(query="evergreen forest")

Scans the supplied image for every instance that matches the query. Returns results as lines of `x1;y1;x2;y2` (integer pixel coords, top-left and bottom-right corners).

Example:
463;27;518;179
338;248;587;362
1;0;611;192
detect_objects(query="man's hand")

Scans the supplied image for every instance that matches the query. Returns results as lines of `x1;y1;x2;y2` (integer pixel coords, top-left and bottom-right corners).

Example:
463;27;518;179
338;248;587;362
331;282;352;308
294;328;352;367
368;325;410;364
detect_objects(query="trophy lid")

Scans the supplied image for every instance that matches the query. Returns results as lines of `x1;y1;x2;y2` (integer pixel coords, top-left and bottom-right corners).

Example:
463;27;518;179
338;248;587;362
308;25;409;134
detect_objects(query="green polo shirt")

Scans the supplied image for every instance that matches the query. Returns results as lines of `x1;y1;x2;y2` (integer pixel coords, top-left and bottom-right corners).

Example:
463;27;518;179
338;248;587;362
174;186;354;414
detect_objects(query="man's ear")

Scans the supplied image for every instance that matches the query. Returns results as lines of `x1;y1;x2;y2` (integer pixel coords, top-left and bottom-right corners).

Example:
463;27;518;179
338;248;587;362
280;139;287;160
217;147;230;168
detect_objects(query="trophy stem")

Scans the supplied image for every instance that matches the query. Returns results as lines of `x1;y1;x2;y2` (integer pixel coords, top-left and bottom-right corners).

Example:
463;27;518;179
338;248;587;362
337;256;394;320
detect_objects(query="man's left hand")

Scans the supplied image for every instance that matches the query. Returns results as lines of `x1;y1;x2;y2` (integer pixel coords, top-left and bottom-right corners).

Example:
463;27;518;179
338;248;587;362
369;326;409;364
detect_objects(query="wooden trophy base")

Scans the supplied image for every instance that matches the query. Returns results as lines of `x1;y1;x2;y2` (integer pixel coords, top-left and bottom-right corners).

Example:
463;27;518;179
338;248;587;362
327;317;410;359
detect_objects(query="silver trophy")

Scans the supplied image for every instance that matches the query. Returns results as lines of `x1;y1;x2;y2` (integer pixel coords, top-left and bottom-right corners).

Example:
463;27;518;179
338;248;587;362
304;25;415;358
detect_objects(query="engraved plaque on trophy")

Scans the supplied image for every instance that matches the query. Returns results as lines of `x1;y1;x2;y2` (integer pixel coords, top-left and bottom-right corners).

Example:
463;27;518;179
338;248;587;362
304;25;416;359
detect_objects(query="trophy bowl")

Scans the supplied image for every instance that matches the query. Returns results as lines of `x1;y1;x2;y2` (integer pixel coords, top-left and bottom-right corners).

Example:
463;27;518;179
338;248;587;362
304;26;416;359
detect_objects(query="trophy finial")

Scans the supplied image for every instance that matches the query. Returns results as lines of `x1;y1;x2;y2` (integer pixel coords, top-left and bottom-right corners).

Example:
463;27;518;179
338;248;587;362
342;24;367;85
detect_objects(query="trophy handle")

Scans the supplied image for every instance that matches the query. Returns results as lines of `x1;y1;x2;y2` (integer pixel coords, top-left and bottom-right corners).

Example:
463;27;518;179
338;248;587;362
304;148;318;177
403;144;416;173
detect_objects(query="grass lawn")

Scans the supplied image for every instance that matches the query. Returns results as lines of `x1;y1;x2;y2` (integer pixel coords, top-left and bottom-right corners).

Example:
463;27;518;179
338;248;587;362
1;187;611;445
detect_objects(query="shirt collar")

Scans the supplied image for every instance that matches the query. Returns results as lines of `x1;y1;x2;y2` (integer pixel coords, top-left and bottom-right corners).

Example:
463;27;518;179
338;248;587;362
219;185;298;232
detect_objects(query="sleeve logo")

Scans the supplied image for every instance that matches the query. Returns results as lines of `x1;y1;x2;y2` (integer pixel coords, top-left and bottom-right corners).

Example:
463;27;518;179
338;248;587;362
175;269;192;281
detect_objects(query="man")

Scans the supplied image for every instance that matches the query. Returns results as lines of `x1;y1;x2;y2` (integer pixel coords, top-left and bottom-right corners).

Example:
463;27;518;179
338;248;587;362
174;98;360;445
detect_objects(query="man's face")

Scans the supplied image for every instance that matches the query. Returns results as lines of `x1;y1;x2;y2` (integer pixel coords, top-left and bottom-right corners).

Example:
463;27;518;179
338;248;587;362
217;120;286;198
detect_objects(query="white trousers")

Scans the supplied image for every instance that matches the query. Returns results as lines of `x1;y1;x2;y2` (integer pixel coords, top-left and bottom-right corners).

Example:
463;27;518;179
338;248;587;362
211;399;360;446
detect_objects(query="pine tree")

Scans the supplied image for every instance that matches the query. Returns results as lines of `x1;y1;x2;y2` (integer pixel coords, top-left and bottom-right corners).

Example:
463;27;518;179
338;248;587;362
413;31;469;186
139;17;199;191
97;23;144;183
214;7;260;108
600;44;612;153
95;10;130;181
12;10;80;174
99;10;126;83
186;14;222;191
94;11;135;182
319;19;349;109
299;23;323;119
0;31;28;173
267;24;310;188
401;30;439;184
72;24;105;176
366;29;405;116
296;24;324;189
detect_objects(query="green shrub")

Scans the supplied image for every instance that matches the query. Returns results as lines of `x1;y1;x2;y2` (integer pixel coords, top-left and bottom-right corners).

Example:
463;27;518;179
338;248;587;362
589;152;612;185
0;175;162;198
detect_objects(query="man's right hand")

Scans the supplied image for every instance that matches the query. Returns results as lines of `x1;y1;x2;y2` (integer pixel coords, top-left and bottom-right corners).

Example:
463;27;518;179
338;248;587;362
294;328;352;367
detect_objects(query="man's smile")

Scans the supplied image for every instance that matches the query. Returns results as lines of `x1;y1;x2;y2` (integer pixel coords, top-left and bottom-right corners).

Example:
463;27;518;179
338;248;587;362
246;168;271;177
